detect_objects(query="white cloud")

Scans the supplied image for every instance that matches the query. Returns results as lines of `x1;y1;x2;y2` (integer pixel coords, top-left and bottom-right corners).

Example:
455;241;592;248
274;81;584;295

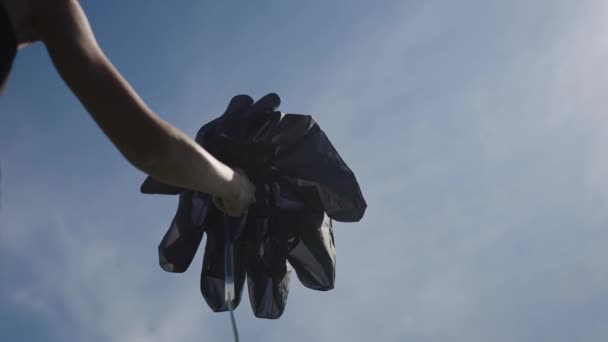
2;1;608;342
293;1;608;341
3;209;222;342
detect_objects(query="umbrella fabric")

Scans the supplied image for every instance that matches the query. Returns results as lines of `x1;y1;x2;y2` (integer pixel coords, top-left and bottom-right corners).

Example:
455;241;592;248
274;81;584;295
141;93;366;318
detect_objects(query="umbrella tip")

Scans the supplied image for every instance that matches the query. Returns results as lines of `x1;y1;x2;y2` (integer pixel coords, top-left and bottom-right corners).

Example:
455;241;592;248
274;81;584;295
225;95;254;116
253;93;281;112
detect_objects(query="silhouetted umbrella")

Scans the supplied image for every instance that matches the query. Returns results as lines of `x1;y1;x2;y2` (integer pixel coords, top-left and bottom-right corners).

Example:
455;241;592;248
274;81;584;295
141;93;366;319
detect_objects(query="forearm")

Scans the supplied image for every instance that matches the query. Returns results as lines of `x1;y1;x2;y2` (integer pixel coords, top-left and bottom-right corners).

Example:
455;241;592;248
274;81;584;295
142;124;237;197
44;43;236;197
36;0;236;197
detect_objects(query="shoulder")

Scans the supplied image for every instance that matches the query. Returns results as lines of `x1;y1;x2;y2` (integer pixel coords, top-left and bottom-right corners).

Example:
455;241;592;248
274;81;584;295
0;0;74;22
0;0;30;29
28;0;80;28
27;0;90;46
0;0;77;40
29;0;73;11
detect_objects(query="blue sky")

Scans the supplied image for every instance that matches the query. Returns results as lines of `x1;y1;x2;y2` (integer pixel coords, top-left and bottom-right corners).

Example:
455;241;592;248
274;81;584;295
1;0;608;341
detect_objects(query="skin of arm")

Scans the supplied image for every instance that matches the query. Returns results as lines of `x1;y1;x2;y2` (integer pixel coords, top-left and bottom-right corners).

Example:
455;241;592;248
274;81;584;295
29;0;247;202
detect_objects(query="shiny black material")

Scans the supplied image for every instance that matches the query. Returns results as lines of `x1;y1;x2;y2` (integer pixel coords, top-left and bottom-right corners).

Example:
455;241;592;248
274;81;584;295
141;93;366;318
0;3;17;91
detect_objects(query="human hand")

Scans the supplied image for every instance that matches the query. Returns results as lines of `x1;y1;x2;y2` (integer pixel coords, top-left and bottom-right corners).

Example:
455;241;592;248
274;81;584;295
213;168;256;216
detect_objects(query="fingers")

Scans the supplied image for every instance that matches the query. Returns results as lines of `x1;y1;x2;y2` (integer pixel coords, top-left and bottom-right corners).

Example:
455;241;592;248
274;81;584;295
235;168;256;205
214;196;241;217
214;168;256;217
213;196;225;212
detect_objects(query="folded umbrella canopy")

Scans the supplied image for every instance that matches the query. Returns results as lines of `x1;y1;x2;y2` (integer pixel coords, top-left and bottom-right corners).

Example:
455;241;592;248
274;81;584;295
141;93;366;319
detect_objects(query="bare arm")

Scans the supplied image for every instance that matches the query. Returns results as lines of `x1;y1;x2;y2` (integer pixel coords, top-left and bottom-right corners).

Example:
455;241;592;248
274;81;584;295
31;0;246;202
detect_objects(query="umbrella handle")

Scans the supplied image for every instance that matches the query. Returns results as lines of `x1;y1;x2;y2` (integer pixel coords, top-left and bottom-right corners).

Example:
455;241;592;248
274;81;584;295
224;212;248;303
224;213;247;342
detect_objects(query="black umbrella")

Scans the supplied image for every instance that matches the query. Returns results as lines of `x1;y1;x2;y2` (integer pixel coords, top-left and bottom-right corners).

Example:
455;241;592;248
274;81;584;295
141;93;366;320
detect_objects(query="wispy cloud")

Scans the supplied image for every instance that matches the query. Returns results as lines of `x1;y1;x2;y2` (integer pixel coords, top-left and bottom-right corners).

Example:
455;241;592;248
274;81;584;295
2;1;608;342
